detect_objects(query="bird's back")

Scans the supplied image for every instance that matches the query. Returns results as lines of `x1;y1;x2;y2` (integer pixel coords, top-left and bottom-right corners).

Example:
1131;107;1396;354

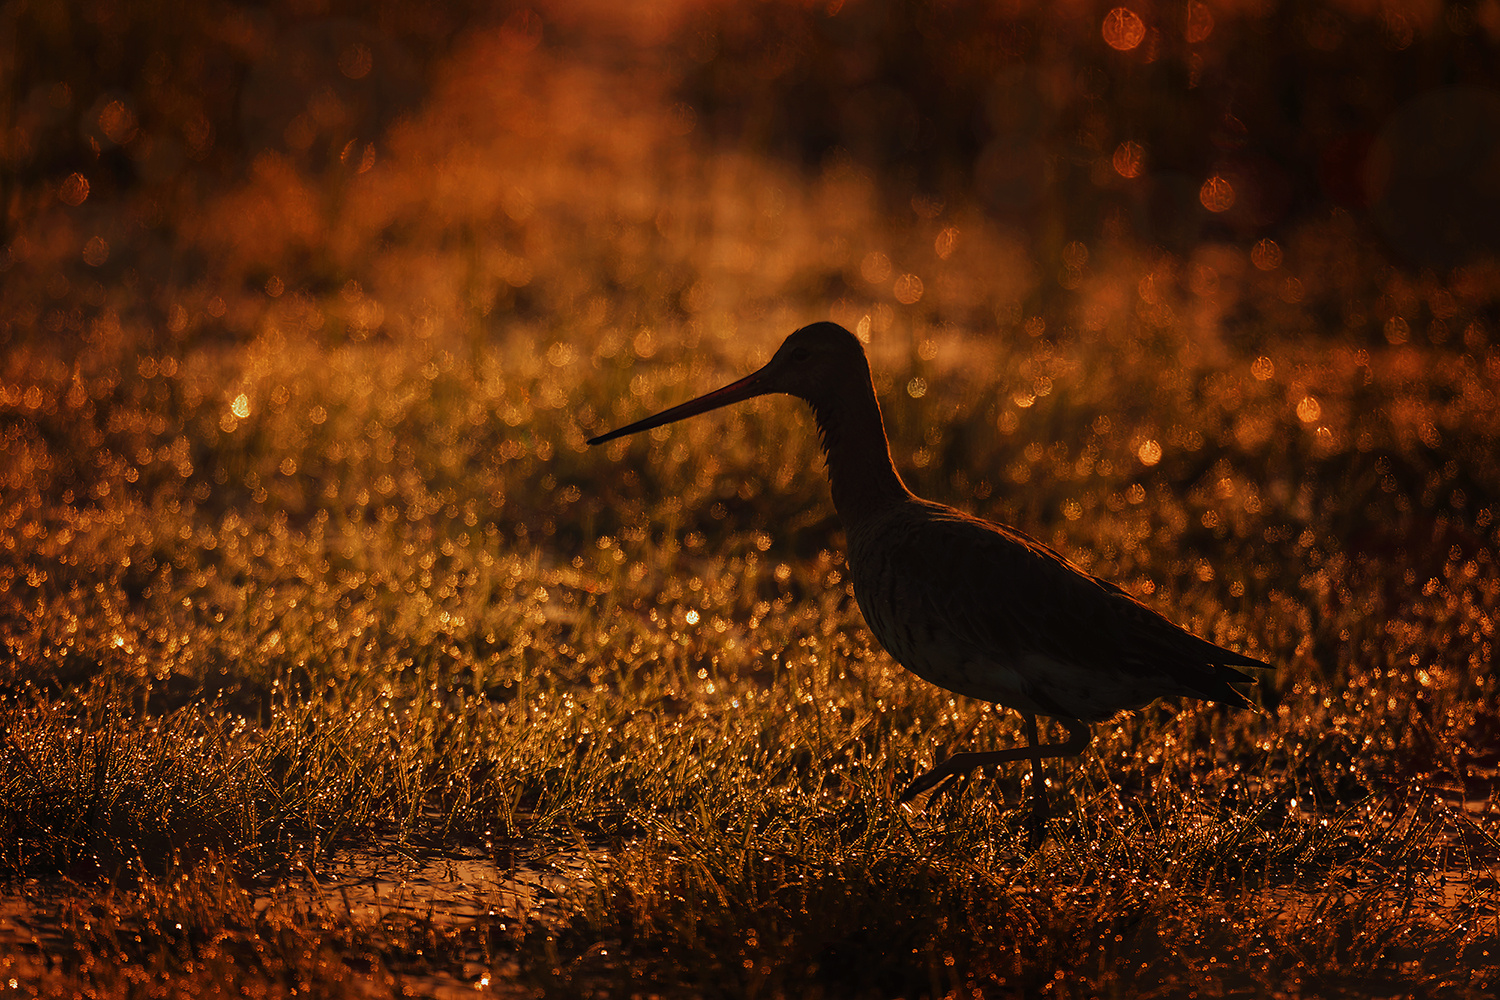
844;497;1261;722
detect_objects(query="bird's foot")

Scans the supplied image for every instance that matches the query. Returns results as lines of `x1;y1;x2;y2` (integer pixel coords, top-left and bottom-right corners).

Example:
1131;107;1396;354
1022;808;1047;851
1021;789;1052;851
899;757;980;805
898;771;966;805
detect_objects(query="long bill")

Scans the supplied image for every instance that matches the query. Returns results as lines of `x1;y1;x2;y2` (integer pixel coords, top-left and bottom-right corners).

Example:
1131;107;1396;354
587;366;775;446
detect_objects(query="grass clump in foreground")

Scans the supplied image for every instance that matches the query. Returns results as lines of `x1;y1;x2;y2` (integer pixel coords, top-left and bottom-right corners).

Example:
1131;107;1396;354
2;22;1499;1000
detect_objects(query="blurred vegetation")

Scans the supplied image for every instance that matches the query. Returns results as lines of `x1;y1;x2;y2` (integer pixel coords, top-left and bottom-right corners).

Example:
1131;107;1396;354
2;0;1500;997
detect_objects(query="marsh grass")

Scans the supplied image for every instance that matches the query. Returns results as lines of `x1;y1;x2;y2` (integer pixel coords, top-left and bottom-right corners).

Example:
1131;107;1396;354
4;302;1497;995
3;14;1500;1000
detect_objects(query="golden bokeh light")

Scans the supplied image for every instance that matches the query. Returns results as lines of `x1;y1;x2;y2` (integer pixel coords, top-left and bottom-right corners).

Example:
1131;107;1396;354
1103;8;1147;51
340;139;377;172
1112;141;1145;179
893;273;924;304
1199;175;1235;212
339;42;374;80
59;172;89;206
97;99;138;145
1250;238;1283;270
1185;2;1215;43
81;236;109;266
934;226;959;259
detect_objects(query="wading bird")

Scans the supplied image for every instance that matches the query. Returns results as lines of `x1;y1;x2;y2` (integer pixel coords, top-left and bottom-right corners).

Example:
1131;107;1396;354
588;322;1265;844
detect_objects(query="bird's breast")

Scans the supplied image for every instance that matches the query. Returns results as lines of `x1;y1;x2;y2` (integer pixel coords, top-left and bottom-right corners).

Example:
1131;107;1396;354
844;532;1034;707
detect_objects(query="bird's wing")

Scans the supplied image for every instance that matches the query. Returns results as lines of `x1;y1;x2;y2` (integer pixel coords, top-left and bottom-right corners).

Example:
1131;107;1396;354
878;505;1263;707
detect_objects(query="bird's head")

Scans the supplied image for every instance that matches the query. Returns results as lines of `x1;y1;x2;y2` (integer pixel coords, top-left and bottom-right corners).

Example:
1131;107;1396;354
586;322;870;445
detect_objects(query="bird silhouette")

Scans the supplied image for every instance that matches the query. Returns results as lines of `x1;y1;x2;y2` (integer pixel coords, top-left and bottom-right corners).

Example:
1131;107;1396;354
589;322;1266;844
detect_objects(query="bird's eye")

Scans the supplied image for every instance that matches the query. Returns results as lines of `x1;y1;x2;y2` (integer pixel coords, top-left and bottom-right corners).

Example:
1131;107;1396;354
790;346;811;362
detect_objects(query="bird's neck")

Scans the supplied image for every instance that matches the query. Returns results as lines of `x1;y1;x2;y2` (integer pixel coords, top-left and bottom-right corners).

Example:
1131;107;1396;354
806;375;913;527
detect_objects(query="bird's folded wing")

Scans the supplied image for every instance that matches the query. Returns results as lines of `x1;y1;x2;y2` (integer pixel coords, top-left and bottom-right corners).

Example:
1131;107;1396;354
882;508;1262;706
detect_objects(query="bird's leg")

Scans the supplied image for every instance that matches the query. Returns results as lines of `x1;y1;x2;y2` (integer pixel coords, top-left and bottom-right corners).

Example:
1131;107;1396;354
1024;713;1050;846
901;715;1093;822
1026;717;1092;847
899;756;989;804
900;746;1033;804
